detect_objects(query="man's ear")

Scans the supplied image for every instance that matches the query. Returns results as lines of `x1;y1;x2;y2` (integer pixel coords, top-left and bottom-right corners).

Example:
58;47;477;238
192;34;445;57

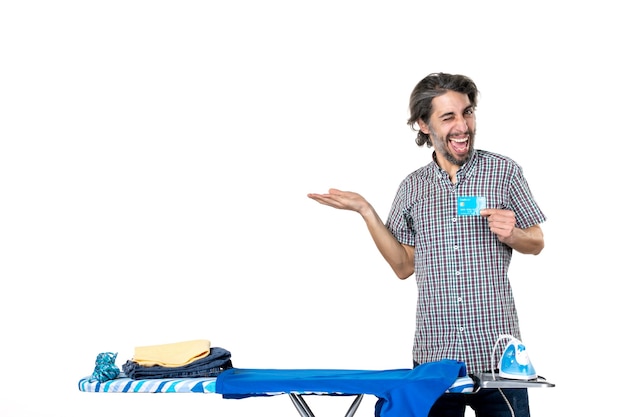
418;119;429;134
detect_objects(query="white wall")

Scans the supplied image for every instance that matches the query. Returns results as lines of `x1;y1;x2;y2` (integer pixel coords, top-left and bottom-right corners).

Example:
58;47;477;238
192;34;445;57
1;1;622;416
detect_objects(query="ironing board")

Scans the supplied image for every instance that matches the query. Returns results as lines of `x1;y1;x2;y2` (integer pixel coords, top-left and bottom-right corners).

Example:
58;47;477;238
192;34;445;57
78;361;554;417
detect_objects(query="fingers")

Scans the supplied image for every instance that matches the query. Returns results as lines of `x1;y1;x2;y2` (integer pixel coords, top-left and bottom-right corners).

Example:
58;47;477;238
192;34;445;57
307;188;344;198
307;189;364;212
480;208;515;221
307;192;348;209
480;209;516;239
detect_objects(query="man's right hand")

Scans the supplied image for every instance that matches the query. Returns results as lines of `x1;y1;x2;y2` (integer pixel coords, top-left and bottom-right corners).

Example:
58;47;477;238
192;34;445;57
307;188;370;214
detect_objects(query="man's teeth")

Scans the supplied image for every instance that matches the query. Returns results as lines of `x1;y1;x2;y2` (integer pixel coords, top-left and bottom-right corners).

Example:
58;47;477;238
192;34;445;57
450;138;468;143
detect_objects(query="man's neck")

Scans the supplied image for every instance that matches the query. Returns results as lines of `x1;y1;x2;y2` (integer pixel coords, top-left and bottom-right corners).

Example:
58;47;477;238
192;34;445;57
433;152;461;184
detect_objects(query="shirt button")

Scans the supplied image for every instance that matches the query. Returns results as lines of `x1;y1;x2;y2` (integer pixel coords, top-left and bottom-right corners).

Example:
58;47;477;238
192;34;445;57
459;327;465;332
457;297;463;302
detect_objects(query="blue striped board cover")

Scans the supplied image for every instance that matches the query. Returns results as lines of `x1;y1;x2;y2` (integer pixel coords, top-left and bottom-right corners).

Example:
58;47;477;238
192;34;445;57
78;375;217;393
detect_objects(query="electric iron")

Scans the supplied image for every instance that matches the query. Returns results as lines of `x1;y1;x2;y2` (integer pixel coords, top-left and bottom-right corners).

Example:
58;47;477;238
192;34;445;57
492;334;537;380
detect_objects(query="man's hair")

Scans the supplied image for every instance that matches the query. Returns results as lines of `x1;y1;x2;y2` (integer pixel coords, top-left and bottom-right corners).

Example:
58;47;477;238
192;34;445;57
407;73;479;147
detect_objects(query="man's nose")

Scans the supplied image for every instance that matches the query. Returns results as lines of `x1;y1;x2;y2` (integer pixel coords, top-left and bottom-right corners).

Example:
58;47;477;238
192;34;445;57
453;116;469;133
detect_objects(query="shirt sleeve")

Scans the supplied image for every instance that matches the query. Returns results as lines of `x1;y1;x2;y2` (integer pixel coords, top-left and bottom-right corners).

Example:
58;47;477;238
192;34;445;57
507;164;547;229
385;179;416;247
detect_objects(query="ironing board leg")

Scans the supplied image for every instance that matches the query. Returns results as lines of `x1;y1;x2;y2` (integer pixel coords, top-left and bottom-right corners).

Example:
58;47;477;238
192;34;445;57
289;393;315;417
288;394;365;417
345;394;364;417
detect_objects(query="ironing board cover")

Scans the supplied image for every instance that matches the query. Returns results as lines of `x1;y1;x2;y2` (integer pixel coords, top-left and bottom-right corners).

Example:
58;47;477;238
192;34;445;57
78;375;217;393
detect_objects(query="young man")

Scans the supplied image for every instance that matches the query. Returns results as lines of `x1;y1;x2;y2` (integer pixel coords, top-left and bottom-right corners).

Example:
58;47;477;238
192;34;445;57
308;72;546;417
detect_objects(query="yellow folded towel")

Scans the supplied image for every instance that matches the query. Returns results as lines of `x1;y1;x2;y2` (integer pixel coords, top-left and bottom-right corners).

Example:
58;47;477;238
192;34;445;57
133;339;212;367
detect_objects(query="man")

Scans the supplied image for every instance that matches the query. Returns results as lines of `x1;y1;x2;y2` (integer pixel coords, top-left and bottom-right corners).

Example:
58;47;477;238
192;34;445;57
307;72;545;417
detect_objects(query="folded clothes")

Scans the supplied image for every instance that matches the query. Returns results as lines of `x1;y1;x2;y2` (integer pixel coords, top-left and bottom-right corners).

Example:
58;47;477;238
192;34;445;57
123;346;233;379
133;339;212;367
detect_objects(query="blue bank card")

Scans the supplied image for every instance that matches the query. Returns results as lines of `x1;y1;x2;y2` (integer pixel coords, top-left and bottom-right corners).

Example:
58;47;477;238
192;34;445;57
457;196;486;216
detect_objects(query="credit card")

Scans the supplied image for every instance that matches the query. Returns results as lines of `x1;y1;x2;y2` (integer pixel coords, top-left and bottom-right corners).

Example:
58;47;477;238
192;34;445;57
457;196;486;216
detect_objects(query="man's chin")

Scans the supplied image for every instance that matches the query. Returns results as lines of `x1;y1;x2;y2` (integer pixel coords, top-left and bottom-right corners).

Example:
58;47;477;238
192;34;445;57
446;149;472;166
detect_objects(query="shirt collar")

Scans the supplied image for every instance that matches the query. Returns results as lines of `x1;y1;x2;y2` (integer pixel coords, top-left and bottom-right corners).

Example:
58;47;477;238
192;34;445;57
429;150;479;184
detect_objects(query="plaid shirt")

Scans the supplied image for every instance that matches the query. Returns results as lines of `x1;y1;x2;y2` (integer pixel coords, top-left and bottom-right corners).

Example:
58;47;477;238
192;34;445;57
385;150;546;374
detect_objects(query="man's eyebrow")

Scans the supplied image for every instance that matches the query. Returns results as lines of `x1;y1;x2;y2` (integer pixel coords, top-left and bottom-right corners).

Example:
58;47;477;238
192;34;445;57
438;106;473;119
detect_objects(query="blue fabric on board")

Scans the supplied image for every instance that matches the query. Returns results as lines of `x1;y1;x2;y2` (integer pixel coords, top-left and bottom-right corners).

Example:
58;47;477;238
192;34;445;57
215;359;466;417
89;352;120;383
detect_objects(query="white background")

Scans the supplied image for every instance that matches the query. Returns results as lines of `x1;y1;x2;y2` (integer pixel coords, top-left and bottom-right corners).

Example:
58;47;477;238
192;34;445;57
1;1;622;416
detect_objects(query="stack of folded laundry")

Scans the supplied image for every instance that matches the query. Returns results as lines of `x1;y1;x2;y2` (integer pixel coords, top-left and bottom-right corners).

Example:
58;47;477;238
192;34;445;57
122;339;233;379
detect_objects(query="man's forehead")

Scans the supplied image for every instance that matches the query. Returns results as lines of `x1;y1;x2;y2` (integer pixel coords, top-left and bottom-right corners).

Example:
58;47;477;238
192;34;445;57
432;91;472;114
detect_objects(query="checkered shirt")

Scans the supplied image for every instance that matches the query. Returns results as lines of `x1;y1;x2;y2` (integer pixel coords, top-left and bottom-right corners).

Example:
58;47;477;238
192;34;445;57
385;149;546;374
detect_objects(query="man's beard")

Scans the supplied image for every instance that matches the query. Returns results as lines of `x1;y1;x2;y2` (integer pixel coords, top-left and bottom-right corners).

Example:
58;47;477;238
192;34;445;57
431;129;475;166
